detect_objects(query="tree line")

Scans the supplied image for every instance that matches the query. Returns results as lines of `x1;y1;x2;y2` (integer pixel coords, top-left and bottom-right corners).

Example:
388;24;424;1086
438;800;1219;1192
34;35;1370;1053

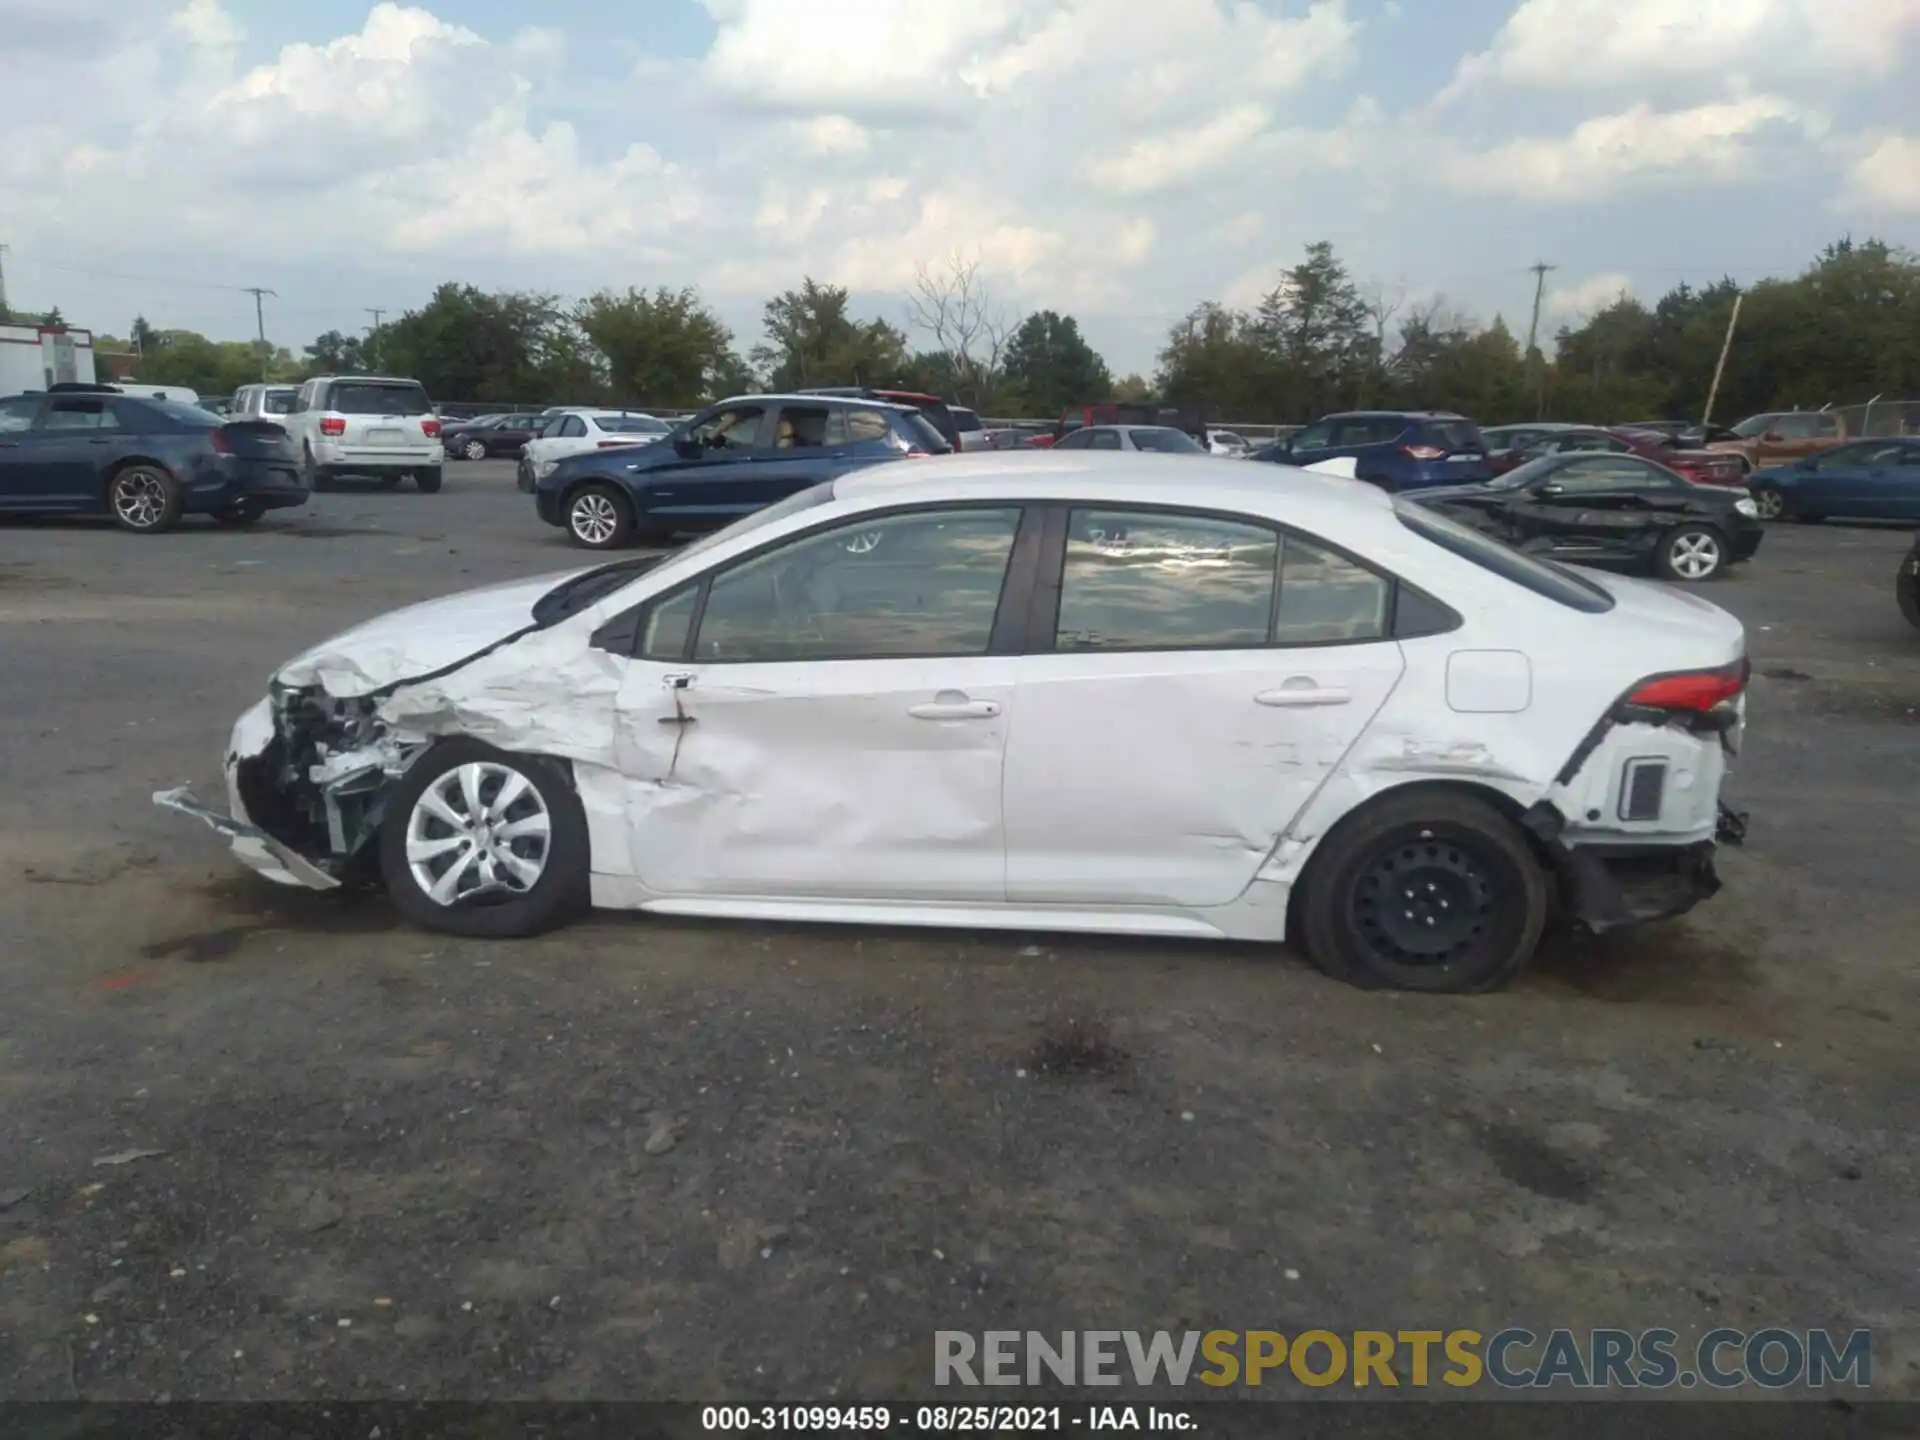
64;237;1920;425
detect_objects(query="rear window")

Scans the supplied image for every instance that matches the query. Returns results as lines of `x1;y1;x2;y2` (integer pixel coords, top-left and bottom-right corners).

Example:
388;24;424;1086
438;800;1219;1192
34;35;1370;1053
1395;499;1615;613
899;412;952;453
1130;427;1204;454
328;381;431;416
263;390;296;414
951;407;983;432
597;414;670;435
142;399;220;429
1426;420;1485;452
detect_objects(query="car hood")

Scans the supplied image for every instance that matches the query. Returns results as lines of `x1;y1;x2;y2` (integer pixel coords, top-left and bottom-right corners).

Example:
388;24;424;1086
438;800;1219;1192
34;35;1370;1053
275;568;592;697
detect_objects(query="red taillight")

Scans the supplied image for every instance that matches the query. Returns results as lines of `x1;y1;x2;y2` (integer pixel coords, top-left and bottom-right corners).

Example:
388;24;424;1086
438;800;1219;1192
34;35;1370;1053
597;439;635;448
423;418;442;438
1402;444;1447;461
319;414;346;437
904;449;931;458
209;428;233;455
1625;660;1749;712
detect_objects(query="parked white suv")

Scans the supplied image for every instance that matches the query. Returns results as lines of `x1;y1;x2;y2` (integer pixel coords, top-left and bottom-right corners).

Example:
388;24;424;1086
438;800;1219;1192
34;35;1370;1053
230;384;299;426
520;408;671;484
285;375;444;492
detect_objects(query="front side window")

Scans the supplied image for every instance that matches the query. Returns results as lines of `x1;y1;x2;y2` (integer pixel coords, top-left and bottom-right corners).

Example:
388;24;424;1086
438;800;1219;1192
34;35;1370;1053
559;415;588;439
687;405;769;452
1549;456;1670;492
1129;427;1204;454
1051;429;1093;450
1288;422;1335;450
642;585;699;661
692;507;1021;663
1088;428;1123;451
0;397;40;433
1815;414;1840;438
1772;414;1818;439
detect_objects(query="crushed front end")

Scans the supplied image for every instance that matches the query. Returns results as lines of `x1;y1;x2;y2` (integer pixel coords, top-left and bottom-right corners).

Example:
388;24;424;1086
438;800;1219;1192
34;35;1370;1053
156;686;427;891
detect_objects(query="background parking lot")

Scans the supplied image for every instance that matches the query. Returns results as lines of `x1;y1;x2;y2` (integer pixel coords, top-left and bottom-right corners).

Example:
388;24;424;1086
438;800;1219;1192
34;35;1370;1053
1;462;1916;1400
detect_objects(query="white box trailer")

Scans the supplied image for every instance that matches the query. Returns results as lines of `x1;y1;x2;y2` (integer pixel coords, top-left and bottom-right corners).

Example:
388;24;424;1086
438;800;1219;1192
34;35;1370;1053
0;323;97;394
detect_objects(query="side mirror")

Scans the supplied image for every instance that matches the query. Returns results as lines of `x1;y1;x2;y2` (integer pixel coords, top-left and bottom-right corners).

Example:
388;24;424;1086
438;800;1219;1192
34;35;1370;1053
1535;482;1564;497
673;436;701;458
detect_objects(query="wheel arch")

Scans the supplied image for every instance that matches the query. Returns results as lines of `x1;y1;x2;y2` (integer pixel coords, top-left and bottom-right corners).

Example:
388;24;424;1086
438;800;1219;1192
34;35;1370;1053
1281;776;1553;939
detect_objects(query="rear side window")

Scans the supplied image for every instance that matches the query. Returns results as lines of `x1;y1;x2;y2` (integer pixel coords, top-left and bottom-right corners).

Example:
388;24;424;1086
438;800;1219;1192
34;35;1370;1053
951;407;983;433
263;390;296;415
829;407;894;445
1130;427;1204;454
1395;500;1614;613
897;412;950;452
327;381;431;416
1056;510;1276;650
38;398;120;432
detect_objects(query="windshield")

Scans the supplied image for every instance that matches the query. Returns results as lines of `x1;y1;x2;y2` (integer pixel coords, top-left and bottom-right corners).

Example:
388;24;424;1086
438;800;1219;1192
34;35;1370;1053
1487;454;1565;490
1731;413;1781;438
598;414;671;435
330;381;431;416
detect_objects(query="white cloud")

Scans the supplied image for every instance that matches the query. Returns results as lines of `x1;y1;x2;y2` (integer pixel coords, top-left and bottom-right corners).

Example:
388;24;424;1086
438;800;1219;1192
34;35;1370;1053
1843;134;1920;212
1548;271;1635;316
1438;97;1817;199
1443;0;1920;99
1088;105;1272;196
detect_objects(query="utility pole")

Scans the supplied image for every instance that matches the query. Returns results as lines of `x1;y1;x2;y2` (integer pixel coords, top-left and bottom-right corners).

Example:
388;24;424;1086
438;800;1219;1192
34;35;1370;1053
365;308;385;370
0;243;10;319
244;286;276;380
1701;291;1743;428
1524;262;1556;420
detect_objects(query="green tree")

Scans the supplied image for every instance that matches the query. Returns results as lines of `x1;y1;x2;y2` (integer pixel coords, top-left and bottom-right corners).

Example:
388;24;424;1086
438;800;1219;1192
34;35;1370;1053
133;330;278;396
303;329;373;375
1156;303;1272;418
1252;240;1372;417
576;286;742;407
1000;310;1112;415
377;283;581;403
753;278;908;389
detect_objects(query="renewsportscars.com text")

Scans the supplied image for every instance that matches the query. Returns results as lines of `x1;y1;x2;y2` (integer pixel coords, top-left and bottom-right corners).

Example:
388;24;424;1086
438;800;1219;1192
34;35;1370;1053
934;1328;1872;1391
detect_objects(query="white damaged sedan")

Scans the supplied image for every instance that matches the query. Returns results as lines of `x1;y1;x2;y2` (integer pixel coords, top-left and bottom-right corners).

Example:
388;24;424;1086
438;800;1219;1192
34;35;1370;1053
159;454;1749;992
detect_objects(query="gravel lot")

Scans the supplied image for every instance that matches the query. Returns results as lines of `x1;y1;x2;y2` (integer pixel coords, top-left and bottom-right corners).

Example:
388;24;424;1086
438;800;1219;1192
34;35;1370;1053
1;460;1916;1402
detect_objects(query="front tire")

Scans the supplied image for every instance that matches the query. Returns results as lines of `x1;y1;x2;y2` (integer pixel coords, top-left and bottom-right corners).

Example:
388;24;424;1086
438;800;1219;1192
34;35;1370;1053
1298;790;1549;992
415;467;443;493
465;440;487;461
107;465;183;533
1750;485;1786;521
1655;524;1727;582
379;739;590;939
566;483;633;549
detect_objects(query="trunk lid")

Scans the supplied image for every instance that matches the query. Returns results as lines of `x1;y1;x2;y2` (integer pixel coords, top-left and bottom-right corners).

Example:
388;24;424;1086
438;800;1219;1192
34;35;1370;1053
1571;568;1746;667
217;420;298;461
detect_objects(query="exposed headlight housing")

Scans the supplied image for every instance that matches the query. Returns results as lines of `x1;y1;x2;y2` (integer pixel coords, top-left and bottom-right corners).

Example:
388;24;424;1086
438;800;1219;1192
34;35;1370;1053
1734;497;1759;518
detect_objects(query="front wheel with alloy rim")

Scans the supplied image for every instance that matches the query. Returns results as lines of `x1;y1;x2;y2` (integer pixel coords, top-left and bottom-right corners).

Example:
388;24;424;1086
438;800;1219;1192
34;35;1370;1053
1751;485;1786;521
108;466;182;533
1298;790;1550;992
566;483;633;549
379;739;590;938
465;439;488;461
1655;524;1727;582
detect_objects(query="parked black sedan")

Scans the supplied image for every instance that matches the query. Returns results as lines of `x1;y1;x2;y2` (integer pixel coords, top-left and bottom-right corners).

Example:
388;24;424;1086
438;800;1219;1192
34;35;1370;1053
0;384;307;532
443;412;545;461
1408;451;1763;582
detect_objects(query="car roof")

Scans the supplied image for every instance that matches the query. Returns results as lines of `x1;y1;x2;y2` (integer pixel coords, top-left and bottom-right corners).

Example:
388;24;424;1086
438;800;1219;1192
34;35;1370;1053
836;452;1394;531
715;392;919;414
313;374;423;385
1324;410;1469;421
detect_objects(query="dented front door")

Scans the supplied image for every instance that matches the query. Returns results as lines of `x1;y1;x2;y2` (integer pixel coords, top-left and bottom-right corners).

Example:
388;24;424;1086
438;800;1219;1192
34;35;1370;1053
610;656;1017;901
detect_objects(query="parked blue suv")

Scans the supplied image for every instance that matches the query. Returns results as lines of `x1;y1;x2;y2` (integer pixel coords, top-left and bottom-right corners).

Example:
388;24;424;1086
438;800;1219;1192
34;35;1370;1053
1252;411;1491;491
535;393;951;548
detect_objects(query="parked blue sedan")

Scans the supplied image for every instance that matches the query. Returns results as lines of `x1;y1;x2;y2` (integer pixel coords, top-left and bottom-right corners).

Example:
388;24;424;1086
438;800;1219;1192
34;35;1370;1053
0;383;307;531
534;393;951;549
1749;437;1920;522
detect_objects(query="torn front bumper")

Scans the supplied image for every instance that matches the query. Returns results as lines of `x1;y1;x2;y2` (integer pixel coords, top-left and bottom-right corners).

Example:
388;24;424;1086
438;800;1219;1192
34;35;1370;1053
154;785;340;891
155;693;420;893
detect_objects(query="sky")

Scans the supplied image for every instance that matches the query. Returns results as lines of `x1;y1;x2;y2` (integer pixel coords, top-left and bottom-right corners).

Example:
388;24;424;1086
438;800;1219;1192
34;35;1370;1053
2;0;1917;377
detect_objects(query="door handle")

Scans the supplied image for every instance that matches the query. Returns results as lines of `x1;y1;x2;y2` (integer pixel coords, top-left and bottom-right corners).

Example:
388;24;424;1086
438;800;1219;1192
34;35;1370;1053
87;438;114;445
1255;683;1351;708
909;693;1001;720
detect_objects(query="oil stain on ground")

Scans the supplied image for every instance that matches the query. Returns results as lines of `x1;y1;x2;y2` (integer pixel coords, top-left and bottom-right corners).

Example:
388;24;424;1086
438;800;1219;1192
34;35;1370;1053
140;876;399;963
1026;1015;1128;1079
1483;1123;1599;1203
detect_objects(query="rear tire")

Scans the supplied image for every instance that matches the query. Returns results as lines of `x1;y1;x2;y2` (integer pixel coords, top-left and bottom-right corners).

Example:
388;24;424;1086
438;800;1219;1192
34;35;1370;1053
415;467;443;493
1298;789;1549;993
566;483;633;549
1655;524;1727;582
107;465;183;534
212;502;265;526
1898;552;1920;631
379;739;590;939
304;446;329;493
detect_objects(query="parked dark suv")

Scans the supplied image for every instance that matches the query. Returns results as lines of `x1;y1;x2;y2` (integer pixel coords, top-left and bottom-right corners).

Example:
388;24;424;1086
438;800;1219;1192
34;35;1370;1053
1253;410;1491;491
535;393;950;549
